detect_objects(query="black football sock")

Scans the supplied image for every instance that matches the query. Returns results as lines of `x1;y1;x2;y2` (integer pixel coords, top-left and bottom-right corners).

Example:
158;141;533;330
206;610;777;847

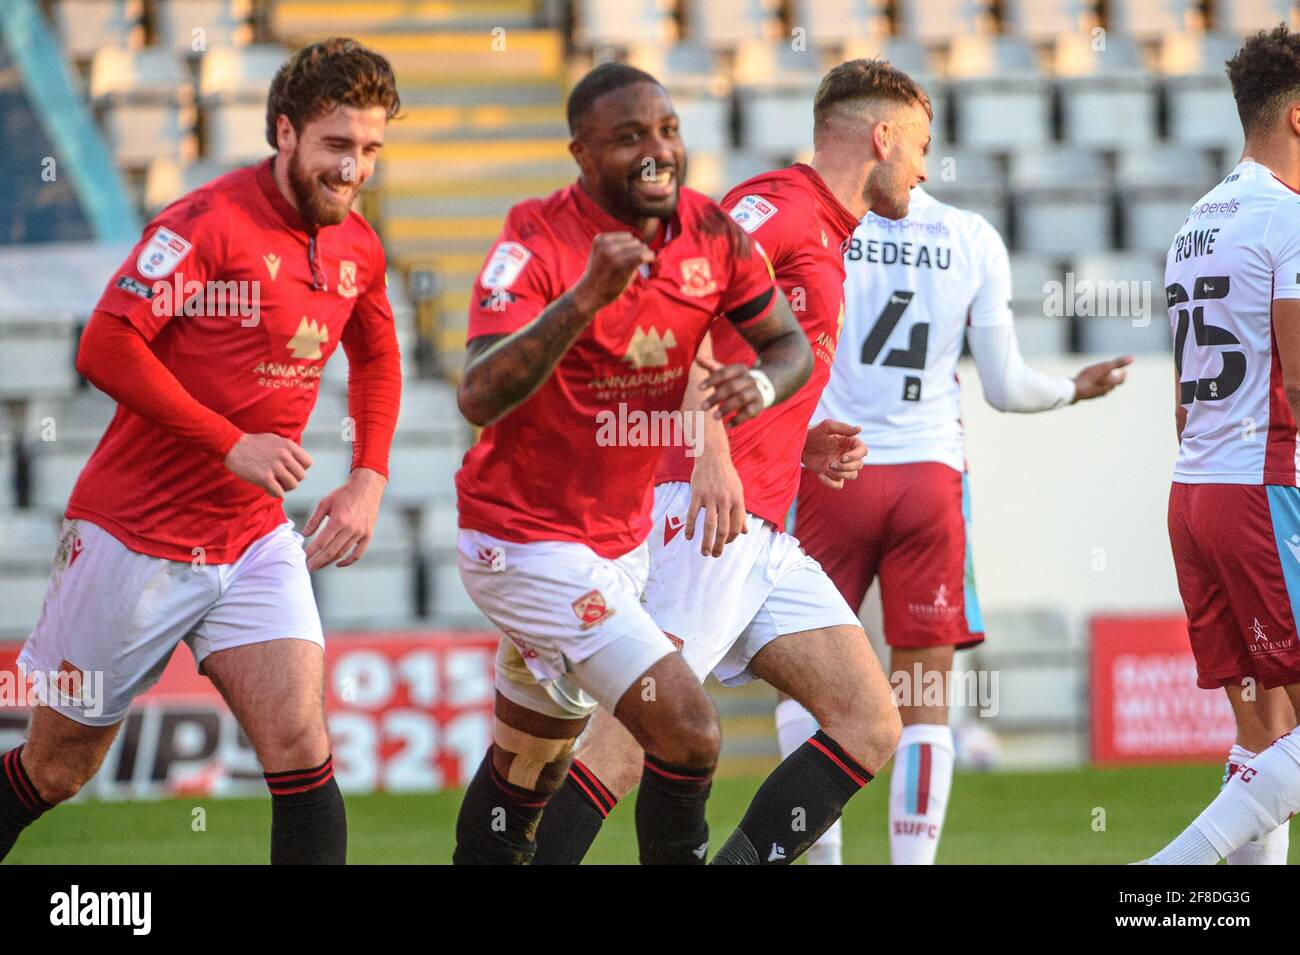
711;730;872;865
531;758;617;865
264;754;347;865
0;746;51;860
635;753;713;865
453;746;553;865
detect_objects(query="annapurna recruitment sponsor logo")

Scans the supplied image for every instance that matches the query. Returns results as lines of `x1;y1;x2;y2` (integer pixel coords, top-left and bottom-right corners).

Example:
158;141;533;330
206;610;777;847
50;885;151;935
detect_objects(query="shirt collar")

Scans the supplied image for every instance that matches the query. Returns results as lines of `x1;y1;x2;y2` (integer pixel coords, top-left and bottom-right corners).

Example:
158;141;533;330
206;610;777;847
788;162;861;239
569;179;679;245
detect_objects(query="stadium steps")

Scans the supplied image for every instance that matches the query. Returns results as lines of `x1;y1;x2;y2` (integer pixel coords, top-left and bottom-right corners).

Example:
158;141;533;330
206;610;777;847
270;0;538;35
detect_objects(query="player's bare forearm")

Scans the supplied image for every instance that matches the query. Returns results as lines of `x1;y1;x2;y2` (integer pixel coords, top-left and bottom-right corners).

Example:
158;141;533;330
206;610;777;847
685;333;730;461
732;290;813;404
457;289;597;427
1273;300;1300;430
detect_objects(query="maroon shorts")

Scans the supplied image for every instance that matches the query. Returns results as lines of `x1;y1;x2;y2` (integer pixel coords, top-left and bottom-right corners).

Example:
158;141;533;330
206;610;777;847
793;461;984;650
1168;481;1300;690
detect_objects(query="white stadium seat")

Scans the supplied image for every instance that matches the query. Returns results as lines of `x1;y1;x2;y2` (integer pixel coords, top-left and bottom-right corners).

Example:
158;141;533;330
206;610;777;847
0;316;79;398
1008;253;1072;356
1069;253;1173;354
1209;0;1297;37
1161;32;1246;154
143;157;235;214
922;149;1009;239
155;0;253;54
204;101;273;164
1010;148;1112;256
199;44;287;103
1056;35;1158;149
1107;0;1195;42
53;0;143;60
90;47;196;168
574;0;674;49
789;0;888;48
1115;146;1218;254
948;37;1051;150
1001;0;1095;43
0;510;61;637
312;508;417;629
686;0;781;50
734;39;822;158
896;0;984;45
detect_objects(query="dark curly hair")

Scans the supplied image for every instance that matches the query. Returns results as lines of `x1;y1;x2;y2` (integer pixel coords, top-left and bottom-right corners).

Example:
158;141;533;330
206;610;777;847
1227;24;1300;136
814;58;932;128
265;38;400;149
566;62;662;135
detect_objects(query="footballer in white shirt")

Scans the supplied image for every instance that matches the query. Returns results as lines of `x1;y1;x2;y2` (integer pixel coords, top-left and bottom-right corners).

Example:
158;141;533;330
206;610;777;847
1147;26;1300;867
784;186;1129;864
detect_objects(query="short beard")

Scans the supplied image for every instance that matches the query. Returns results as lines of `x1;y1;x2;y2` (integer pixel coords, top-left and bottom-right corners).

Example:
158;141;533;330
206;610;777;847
287;150;351;227
865;165;910;221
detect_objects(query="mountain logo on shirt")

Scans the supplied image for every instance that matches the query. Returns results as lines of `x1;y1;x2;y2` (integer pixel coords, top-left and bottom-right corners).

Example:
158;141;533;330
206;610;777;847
679;258;717;297
622;326;678;369
338;260;358;298
287;317;329;360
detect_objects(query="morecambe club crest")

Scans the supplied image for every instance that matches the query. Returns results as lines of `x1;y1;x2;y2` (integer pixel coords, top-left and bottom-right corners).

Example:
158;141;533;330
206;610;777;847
572;589;615;630
679;257;717;297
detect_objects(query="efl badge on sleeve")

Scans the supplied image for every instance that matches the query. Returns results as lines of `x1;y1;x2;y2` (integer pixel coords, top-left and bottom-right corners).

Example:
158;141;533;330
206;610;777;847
481;242;532;290
572;589;616;630
137;227;193;279
728;194;778;233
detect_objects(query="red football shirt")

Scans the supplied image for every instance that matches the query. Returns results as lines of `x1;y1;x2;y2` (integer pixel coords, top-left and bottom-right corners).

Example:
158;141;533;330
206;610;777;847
456;182;777;558
67;158;399;563
657;164;860;526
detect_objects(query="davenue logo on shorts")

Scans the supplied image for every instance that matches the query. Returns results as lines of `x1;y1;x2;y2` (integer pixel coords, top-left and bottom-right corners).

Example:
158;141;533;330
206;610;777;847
572;589;616;630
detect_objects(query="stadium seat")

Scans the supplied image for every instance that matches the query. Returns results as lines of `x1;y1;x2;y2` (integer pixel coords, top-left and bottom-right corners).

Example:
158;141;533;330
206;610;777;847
895;0;985;45
204;101;273;164
574;0;674;49
1161;33;1246;154
1009;148;1112;256
0;315;80;399
0;509;61;637
0;424;14;511
52;0;144;61
1115;146;1217;254
1008;253;1072;356
143;157;234;213
1001;0;1095;44
734;39;822;158
292;388;354;508
1068;253;1173;354
947;37;1051;150
1055;35;1157;150
922;149;1009;239
312;508;418;629
1106;0;1195;42
789;0;888;48
90;46;196;168
382;381;470;506
1209;0;1296;37
685;0;781;50
427;559;492;626
198;44;287;103
972;610;1082;729
154;0;253;55
22;394;116;512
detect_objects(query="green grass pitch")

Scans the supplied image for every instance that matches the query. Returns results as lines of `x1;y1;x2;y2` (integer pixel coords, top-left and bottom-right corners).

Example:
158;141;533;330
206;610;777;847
7;762;1289;864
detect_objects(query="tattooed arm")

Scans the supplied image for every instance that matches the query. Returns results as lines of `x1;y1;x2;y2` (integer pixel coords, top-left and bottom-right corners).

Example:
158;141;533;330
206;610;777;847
457;232;653;428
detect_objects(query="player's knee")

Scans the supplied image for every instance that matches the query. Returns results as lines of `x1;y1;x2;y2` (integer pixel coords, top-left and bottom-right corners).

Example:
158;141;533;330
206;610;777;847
491;720;576;796
27;757;95;805
823;701;901;771
257;720;329;772
645;709;720;770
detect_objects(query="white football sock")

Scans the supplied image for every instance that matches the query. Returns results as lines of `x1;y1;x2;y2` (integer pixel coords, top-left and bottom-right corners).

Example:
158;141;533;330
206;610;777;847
889;723;954;865
1224;744;1291;865
774;698;842;865
1150;729;1300;864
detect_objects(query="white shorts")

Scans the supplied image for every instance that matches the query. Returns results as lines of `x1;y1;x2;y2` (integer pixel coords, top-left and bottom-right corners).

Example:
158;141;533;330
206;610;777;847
19;518;324;726
646;481;862;686
457;528;676;720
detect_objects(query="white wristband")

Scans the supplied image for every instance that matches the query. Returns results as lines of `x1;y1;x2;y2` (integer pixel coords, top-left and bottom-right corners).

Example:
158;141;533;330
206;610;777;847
748;368;776;409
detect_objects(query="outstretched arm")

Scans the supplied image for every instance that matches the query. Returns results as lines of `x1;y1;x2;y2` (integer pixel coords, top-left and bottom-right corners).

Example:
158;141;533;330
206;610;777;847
967;323;1129;412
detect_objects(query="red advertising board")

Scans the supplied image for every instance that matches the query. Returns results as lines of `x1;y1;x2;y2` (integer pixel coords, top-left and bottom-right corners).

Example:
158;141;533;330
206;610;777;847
1090;614;1235;765
0;632;498;798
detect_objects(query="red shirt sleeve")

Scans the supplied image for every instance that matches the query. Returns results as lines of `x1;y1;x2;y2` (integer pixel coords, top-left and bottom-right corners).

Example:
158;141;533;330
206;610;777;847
708;202;777;327
76;309;243;458
466;202;556;342
339;239;402;478
96;190;227;341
